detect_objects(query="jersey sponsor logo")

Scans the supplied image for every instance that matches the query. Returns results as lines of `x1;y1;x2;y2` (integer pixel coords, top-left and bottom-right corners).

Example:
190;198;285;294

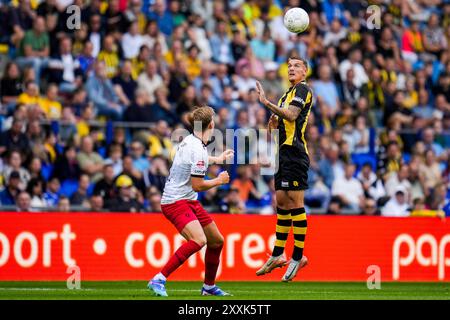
292;96;305;105
192;168;205;175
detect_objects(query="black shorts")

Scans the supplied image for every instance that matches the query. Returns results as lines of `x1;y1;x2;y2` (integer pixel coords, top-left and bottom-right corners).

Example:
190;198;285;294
274;145;310;191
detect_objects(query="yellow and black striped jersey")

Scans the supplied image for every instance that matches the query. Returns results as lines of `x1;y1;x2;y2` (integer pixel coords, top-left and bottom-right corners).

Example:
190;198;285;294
277;81;313;155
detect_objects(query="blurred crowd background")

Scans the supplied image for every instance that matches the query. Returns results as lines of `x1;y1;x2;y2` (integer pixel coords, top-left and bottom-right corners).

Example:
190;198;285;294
0;0;449;216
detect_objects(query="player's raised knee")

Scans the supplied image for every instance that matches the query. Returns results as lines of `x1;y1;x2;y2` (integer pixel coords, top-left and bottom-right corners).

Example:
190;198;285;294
193;235;207;248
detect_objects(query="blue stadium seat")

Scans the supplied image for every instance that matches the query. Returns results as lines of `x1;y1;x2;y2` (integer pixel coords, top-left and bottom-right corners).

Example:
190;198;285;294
60;179;79;197
98;146;107;158
403;153;411;164
41;164;53;181
351;153;377;173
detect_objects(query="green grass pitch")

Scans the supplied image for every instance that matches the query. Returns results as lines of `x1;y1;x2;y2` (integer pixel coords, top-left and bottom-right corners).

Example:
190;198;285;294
0;281;449;300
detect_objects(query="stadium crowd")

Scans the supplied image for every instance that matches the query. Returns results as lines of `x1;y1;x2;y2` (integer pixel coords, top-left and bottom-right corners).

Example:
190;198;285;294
0;0;449;216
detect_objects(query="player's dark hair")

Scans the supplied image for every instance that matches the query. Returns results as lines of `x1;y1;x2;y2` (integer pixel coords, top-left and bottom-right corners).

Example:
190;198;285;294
288;56;308;71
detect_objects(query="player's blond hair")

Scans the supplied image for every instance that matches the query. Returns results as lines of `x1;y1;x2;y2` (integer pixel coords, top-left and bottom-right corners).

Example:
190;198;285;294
187;106;215;132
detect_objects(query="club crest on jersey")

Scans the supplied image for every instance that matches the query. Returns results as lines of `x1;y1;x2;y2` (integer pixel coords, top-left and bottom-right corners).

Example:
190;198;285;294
196;160;205;168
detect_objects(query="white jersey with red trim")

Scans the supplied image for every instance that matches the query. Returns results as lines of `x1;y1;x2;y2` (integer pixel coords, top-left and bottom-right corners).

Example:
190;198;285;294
161;134;209;204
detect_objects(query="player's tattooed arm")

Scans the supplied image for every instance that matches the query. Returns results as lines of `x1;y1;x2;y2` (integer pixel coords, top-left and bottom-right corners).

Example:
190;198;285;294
256;81;301;122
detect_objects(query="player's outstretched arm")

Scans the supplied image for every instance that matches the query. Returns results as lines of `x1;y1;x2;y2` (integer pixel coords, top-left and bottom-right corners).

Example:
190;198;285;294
209;149;234;165
191;171;230;192
256;81;301;122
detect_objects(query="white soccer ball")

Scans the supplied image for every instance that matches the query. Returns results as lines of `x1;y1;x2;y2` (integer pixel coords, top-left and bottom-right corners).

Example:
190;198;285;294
283;7;310;33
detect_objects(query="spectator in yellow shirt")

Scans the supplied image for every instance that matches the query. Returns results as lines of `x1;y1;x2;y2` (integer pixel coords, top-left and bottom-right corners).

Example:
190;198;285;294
164;40;187;69
97;35;120;78
186;44;202;81
40;84;62;120
17;81;42;108
148;120;174;159
131;45;151;80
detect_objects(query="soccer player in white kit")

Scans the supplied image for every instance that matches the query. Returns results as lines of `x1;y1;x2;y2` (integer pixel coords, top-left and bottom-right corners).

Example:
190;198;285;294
148;106;234;297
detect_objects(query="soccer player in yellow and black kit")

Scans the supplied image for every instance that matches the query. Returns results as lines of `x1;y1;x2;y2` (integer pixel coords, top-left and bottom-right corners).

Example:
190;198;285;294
255;56;311;282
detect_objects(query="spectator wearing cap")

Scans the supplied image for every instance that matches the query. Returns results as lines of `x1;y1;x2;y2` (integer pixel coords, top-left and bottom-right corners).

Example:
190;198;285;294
16;191;32;212
0;171;22;206
105;174;143;212
381;186;411;217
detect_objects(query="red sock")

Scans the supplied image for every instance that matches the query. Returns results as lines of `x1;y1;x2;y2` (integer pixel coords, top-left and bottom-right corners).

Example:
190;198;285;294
204;245;223;285
161;240;202;278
